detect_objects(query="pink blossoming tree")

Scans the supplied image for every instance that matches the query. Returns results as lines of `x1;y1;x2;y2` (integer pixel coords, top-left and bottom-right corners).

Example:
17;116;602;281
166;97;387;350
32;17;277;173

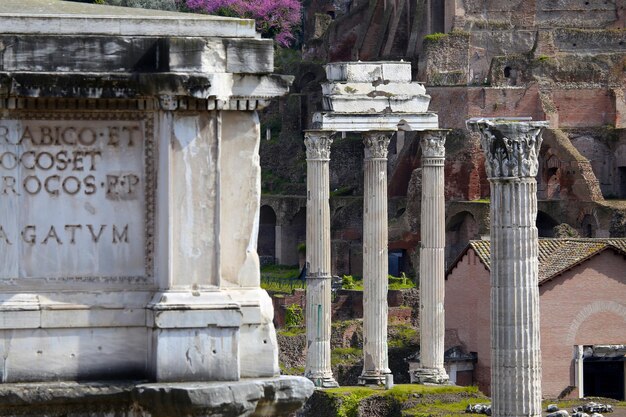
182;0;301;47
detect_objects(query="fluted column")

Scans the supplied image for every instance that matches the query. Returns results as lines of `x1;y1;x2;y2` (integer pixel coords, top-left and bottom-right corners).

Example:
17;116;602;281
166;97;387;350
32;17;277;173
304;130;339;388
359;131;393;386
467;119;548;417
412;130;449;384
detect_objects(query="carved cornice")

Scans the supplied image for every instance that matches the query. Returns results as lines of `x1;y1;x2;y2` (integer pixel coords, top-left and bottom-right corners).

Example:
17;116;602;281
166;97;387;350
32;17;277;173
363;132;392;160
467;119;548;179
304;131;334;160
419;131;447;158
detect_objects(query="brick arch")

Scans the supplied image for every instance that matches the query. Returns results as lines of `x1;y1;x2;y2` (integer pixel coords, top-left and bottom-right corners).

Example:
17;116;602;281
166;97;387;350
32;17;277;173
577;208;599;238
566;301;626;346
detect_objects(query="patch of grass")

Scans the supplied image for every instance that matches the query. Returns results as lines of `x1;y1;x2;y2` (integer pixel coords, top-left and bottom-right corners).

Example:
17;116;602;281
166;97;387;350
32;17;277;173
331;347;363;366
424;32;448;43
260;265;303;293
403;397;482;417
280;364;305;375
277;326;305;337
388;323;418;348
325;385;484;417
470;198;490;203
341;274;415;291
261;264;300;277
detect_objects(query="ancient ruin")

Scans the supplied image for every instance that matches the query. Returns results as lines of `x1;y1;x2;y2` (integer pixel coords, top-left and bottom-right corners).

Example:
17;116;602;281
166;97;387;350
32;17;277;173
0;1;313;415
304;130;338;388
307;61;445;386
410;130;449;384
468;118;547;417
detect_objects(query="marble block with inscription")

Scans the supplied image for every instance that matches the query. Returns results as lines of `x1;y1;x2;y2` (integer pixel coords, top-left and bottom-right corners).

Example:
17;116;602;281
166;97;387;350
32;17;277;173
0;0;295;389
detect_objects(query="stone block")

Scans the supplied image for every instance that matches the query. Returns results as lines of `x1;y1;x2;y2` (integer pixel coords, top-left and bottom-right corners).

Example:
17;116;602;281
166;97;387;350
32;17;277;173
325;62;412;82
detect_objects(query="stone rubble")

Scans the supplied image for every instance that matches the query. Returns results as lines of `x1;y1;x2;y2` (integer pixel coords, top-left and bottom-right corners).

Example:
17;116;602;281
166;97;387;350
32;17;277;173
466;403;492;415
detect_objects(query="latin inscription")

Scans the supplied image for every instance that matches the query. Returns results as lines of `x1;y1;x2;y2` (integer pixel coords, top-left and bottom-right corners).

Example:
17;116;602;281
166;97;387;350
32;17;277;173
0;118;148;280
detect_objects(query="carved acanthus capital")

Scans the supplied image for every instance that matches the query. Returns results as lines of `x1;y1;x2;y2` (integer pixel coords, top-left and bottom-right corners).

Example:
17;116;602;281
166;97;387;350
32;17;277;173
466;119;548;179
363;131;392;159
419;130;447;158
304;131;334;160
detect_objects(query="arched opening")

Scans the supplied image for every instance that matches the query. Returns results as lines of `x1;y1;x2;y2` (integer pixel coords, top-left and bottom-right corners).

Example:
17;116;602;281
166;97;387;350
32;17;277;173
581;214;597;238
258;205;277;264
445;211;480;267
279;208;307;267
536;211;559;237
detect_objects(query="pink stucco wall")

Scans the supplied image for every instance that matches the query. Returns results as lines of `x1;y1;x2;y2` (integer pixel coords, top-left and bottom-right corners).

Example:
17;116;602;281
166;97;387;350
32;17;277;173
445;248;626;398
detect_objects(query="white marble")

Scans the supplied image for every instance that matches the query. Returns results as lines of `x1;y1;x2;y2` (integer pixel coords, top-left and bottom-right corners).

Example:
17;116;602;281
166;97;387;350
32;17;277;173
303;131;338;388
467;118;548;417
325;62;412;82
0;0;257;38
359;132;393;386
411;130;449;385
312;112;438;132
0;5;292;385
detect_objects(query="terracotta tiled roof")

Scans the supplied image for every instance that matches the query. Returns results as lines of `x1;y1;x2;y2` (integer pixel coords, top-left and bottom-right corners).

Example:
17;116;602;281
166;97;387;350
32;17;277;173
464;238;626;285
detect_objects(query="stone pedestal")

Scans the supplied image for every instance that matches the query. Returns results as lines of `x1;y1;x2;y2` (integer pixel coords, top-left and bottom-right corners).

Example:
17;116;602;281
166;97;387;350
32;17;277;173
467;118;547;417
358;131;393;386
303;131;338;388
412;130;449;385
0;0;308;398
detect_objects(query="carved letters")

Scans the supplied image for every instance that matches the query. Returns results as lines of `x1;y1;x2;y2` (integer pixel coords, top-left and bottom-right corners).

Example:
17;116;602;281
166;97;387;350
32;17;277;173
0;113;154;284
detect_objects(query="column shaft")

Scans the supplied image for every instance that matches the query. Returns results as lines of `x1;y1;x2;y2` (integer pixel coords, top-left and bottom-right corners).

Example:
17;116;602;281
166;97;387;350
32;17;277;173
304;132;338;388
490;177;541;417
468;119;547;417
359;132;392;386
413;132;449;384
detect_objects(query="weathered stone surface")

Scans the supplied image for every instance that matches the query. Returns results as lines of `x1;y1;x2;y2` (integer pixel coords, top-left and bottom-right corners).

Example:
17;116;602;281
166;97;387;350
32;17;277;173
0;0;257;37
0;377;315;417
468;118;547;417
0;1;312;408
303;131;338;388
411;130;449;385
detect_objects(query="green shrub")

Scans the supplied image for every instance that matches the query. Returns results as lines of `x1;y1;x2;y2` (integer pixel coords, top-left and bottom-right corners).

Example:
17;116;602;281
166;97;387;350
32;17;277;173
284;303;304;328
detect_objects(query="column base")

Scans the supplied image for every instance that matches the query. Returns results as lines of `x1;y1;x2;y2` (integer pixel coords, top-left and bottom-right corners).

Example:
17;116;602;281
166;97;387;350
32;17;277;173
358;372;393;386
410;367;450;385
306;374;339;389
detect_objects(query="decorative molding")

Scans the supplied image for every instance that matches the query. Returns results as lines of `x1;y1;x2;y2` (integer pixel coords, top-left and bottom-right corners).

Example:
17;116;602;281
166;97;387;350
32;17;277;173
363;132;392;159
304;131;334;160
420;131;447;158
159;95;178;111
0;111;155;288
467;120;548;179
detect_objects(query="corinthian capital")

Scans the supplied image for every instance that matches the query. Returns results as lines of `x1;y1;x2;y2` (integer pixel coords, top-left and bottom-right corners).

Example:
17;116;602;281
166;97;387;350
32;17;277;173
363;131;392;160
420;130;447;158
304;130;334;160
466;118;548;179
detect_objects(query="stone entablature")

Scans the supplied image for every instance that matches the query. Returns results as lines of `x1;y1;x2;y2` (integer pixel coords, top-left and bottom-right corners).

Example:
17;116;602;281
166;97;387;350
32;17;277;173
0;6;314;411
